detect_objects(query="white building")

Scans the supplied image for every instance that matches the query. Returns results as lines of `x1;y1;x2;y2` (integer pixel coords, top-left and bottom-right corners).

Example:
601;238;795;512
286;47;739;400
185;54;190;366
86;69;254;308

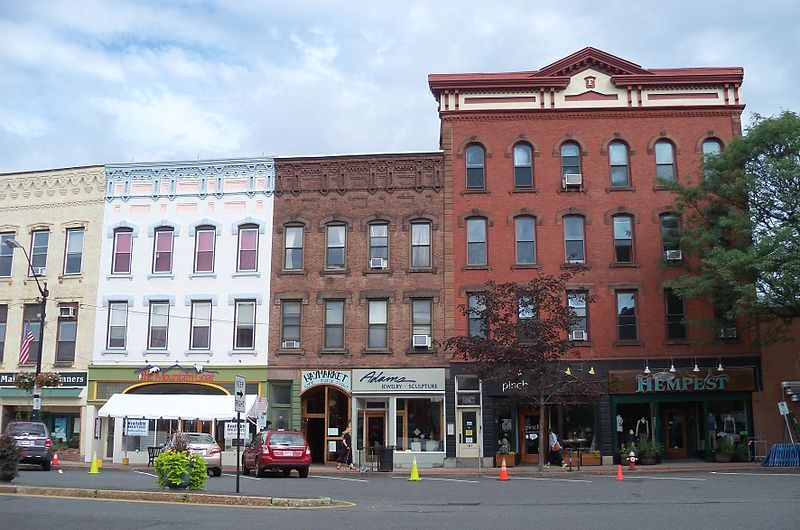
85;158;274;464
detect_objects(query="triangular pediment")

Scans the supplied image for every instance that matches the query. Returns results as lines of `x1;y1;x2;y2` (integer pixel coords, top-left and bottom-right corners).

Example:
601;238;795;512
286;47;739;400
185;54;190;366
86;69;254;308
533;47;652;78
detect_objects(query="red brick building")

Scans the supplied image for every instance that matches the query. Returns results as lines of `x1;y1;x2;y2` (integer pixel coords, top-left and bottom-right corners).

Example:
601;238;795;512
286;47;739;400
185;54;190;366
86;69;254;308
429;48;753;464
268;153;449;467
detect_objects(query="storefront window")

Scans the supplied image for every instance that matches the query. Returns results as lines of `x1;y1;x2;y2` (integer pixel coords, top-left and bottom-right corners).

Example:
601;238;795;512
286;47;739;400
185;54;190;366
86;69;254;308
616;403;653;449
496;405;515;453
400;398;443;451
707;400;747;446
560;404;595;450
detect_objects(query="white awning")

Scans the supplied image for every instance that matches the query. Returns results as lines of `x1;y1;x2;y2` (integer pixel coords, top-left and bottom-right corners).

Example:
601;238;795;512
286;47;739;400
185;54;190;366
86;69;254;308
98;393;258;421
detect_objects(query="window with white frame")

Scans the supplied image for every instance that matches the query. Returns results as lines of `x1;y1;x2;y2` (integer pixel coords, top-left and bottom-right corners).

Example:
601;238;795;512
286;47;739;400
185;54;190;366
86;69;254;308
234;300;256;349
561;142;581;177
56;303;78;363
515;217;536;265
325;224;346;269
237;225;259;272
568;291;588;337
465;144;485;190
412;299;432;341
616;291;638;341
0;233;14;277
194;227;216;273
612;215;634;263
411;222;431;268
30;230;49;276
467;294;486;338
63;228;85;275
466;218;487;266
152;229;173;274
324;300;345;349
284;225;304;270
367;299;388;349
563;216;585;263
147;302;169;350
112;229;133;274
513;143;533;188
190;301;212;350
280;301;301;348
107;302;128;350
369;223;389;265
609;141;630;187
655;140;676;181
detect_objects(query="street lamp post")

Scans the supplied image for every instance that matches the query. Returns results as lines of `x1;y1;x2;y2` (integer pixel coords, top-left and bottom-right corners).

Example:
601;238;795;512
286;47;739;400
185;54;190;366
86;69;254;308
5;239;49;421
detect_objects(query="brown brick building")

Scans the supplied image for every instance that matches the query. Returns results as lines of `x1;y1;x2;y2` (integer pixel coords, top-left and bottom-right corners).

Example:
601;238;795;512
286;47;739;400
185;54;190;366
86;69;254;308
267;153;448;466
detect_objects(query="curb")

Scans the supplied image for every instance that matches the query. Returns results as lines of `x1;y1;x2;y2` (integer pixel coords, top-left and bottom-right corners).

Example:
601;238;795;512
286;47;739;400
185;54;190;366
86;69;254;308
0;484;336;508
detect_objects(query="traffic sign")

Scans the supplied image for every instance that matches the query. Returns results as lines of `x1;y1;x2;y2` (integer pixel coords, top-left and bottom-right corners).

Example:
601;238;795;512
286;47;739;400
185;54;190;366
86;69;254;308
778;401;790;416
33;396;41;410
234;375;246;413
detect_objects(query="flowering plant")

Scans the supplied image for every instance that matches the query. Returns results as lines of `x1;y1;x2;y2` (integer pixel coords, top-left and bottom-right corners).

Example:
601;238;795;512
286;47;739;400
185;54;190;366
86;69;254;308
14;372;62;392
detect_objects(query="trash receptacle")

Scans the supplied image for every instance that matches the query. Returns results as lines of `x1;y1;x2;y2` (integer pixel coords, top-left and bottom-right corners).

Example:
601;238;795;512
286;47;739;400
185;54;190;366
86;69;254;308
376;445;395;472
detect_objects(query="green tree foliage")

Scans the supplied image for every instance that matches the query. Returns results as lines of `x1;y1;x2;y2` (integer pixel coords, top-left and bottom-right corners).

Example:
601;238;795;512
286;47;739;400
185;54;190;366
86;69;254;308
667;111;800;335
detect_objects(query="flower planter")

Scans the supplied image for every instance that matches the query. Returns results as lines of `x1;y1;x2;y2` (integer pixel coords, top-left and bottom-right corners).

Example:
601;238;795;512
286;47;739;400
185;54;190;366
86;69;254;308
579;453;602;466
714;453;732;463
165;472;190;489
0;464;18;482
495;454;517;467
639;456;657;465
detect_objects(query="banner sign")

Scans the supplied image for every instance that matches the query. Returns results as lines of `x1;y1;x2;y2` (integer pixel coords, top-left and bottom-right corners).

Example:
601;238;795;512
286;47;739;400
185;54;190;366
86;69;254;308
301;370;351;393
608;367;755;394
125;418;149;437
352;368;445;393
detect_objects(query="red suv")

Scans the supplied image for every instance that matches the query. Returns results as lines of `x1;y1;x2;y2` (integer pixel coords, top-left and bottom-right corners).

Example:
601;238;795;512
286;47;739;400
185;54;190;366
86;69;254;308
242;430;311;478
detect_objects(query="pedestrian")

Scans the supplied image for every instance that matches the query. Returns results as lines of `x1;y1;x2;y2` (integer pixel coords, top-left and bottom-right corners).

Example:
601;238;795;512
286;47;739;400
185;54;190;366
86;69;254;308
337;424;355;470
547;430;567;468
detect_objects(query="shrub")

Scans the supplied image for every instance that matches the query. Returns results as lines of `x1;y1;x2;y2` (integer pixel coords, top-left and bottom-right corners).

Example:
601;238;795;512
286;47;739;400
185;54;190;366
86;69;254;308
716;440;735;456
154;449;207;490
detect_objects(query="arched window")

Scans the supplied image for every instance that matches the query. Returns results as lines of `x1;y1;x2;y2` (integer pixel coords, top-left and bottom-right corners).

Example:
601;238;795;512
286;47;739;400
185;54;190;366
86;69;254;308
325;223;346;270
561;142;581;177
513;143;533;189
514;216;536;265
612;215;634;263
702;139;723;179
609;141;630;188
655;140;676;181
465;144;485;190
283;224;304;271
563;215;585;263
466;217;487;266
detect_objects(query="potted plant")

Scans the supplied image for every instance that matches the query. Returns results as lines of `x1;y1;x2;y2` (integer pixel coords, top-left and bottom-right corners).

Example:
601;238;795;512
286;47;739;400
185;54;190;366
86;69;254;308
733;442;750;462
580;449;602;466
0;433;21;482
638;441;663;465
495;437;517;467
715;440;734;463
154;433;207;490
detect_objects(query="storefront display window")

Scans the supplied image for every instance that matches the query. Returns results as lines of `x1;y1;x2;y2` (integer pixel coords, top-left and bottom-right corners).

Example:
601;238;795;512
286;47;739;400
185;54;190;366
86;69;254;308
400;398;443;452
496;406;515;453
561;404;595;450
616;403;652;449
707;400;747;446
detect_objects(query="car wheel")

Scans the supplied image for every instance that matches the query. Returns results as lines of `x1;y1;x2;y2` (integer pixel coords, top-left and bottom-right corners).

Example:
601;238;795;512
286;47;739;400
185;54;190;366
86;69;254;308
298;467;309;478
282;469;292;478
212;467;222;477
41;460;52;471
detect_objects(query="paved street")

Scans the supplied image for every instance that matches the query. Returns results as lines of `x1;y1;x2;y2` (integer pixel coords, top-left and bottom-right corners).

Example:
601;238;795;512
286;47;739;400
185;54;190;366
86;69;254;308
2;467;799;529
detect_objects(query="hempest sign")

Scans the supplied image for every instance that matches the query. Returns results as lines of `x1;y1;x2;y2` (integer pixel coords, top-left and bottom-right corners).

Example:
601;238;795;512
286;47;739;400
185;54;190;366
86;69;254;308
608;368;755;394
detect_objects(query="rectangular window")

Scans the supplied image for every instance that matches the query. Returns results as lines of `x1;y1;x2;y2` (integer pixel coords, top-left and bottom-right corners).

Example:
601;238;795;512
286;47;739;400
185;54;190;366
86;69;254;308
22;304;42;364
411;222;431;268
112;231;133;274
237;227;259;272
609;142;630;187
467;294;486;338
412;299;432;338
564;216;585;263
398;398;443;452
234;300;256;349
665;290;687;340
660;214;680;254
613;216;634;263
518;297;536;342
367;299;388;349
324;300;345;349
152;229;174;273
30;230;49;275
655;141;676;181
56;304;78;363
0;233;13;277
568;291;588;334
107;302;128;350
147;302;169;350
64;228;85;275
616;292;638;341
194;228;216;273
280;301;301;348
369;223;389;263
0;305;7;362
515;217;536;265
326;225;346;269
190;301;212;350
466;218;487;266
284;226;304;270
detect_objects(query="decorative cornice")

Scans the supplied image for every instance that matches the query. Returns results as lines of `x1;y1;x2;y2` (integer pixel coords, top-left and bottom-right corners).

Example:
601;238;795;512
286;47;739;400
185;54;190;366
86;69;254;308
0;198;104;212
440;106;745;122
0;167;105;201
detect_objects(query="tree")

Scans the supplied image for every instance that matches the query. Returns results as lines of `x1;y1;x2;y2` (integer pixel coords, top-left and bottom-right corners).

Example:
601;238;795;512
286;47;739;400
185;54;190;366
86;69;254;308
442;273;603;471
667;111;800;338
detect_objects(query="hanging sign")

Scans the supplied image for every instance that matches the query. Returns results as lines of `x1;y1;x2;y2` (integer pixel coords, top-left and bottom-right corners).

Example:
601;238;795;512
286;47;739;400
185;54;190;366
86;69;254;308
125;418;149;437
608;367;755;394
301;370;351;393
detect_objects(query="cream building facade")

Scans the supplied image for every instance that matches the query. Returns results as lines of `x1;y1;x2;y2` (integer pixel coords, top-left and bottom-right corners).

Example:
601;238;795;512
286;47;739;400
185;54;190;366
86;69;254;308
0;165;105;459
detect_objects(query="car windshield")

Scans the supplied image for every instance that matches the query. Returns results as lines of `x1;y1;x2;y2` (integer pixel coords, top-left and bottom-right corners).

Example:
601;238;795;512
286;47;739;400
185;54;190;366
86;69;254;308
184;434;215;445
8;423;46;436
269;433;305;446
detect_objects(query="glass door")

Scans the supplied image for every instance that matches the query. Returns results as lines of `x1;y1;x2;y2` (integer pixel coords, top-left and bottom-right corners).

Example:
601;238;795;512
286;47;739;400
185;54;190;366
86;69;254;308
520;409;540;464
665;408;687;459
457;409;480;458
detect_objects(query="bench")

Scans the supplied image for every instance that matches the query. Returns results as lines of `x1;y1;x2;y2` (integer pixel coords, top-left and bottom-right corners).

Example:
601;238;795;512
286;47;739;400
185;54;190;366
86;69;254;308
147;446;162;466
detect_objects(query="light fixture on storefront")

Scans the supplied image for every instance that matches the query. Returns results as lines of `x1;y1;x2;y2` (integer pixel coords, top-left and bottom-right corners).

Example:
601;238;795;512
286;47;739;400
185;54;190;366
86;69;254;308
669;360;676;373
588;366;595;375
643;360;650;374
717;358;724;372
693;359;700;372
564;366;572;376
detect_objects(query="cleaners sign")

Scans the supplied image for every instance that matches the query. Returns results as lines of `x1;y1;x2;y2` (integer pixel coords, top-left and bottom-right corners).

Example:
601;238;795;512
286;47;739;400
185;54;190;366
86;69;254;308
352;369;445;393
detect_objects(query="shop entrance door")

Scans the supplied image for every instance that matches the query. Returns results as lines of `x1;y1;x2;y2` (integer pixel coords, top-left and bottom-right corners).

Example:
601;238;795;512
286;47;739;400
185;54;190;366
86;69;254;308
520;410;541;464
665;408;687;459
457;408;480;458
365;413;385;457
301;385;351;464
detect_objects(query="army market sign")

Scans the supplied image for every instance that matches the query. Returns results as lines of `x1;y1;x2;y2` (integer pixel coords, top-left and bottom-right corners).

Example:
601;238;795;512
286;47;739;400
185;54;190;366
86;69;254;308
301;370;351;393
608;368;755;394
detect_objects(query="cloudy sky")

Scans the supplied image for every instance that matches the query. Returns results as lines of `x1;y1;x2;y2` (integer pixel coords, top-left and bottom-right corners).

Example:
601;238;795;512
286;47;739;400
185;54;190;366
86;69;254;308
1;0;798;172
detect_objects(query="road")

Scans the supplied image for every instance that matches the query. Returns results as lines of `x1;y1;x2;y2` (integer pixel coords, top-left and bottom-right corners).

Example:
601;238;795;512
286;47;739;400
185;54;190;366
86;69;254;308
2;467;799;529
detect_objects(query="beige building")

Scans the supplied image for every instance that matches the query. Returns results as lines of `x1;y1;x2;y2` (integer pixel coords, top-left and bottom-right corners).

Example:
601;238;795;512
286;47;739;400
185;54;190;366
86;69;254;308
0;165;104;459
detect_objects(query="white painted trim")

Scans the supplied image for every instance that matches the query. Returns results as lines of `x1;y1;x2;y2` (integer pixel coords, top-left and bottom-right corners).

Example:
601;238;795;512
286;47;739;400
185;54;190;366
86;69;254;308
231;216;266;235
147;220;181;237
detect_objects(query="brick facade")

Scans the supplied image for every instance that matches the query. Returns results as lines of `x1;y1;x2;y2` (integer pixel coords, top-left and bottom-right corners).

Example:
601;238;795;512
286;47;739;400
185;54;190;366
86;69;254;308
753;321;800;446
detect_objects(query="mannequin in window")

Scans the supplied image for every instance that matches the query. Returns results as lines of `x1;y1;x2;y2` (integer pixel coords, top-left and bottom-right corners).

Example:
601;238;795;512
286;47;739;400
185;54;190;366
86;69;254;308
616;414;624;448
723;414;737;443
707;413;717;449
635;417;650;442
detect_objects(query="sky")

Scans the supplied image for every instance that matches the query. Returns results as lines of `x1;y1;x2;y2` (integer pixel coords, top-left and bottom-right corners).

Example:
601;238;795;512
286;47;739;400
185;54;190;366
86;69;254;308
1;0;798;173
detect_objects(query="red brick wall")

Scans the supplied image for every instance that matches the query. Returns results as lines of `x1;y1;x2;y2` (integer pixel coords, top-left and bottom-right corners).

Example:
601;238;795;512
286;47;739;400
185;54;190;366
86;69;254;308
753;321;800;446
270;153;448;371
444;108;752;364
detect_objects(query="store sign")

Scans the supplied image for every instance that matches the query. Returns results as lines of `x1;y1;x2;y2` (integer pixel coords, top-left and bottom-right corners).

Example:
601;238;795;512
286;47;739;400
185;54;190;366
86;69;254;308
0;371;87;387
225;421;249;440
301;370;351;393
135;364;218;383
125;418;149;437
352;369;445;393
608;368;755;394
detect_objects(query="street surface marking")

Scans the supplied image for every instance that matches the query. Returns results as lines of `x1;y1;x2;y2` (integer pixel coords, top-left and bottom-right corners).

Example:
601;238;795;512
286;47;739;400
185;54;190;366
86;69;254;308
510;476;592;483
310;475;369;483
711;472;800;477
223;473;261;481
606;475;705;481
133;470;157;478
390;476;479;483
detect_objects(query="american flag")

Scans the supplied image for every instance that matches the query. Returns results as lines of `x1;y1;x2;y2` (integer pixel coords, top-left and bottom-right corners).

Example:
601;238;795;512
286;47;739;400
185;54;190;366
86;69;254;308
19;324;34;365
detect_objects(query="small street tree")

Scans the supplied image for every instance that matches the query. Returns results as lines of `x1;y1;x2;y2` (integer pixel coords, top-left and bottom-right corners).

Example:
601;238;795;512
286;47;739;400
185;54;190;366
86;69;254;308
667;111;800;340
442;272;603;471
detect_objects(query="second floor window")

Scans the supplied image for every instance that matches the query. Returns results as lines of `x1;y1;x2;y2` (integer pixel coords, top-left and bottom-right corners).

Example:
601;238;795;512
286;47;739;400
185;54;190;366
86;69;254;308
194;228;216;273
616;291;638;341
64;228;85;275
613;215;634;263
234;300;256;349
56;304;78;363
411;222;431;268
280;301;301;348
22;304;42;364
237;226;259;272
563;216;585;263
284;225;304;270
324;300;345;349
30;230;49;276
655;140;676;181
561;142;581;177
367;299;388;349
412;299;432;339
466;144;485;189
326;224;346;270
665;289;687;340
513;143;533;188
369;223;389;265
107;302;128;350
466;218;487;266
0;305;6;362
0;233;14;277
568;291;588;336
660;213;680;255
702;139;722;179
112;229;133;274
609;141;630;187
147;302;169;350
190;301;212;350
152;229;173;273
515;217;536;265
467;294;486;338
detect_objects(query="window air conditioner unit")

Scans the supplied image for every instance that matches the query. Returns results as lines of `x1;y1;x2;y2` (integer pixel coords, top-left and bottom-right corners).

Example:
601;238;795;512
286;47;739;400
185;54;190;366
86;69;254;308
563;173;583;187
31;267;46;277
282;340;300;349
664;249;683;261
412;334;431;348
370;257;387;269
718;328;737;339
59;306;77;319
570;330;587;341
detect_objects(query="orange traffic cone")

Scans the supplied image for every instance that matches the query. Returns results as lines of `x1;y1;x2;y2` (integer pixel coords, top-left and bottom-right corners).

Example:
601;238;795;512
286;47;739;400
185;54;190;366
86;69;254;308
498;457;509;481
615;464;624;481
52;452;60;467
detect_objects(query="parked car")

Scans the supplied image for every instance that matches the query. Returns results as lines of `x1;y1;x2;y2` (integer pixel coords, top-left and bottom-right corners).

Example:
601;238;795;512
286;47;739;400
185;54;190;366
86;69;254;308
242;430;311;478
4;421;53;471
164;432;222;477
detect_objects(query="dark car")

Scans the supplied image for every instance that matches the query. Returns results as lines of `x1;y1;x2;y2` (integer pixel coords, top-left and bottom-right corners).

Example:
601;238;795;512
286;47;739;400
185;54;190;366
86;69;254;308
242;430;311;478
5;421;53;471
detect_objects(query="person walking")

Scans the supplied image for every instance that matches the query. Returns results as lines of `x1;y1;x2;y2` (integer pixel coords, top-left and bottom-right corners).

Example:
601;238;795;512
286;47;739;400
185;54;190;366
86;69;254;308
337;425;356;470
547;430;567;468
